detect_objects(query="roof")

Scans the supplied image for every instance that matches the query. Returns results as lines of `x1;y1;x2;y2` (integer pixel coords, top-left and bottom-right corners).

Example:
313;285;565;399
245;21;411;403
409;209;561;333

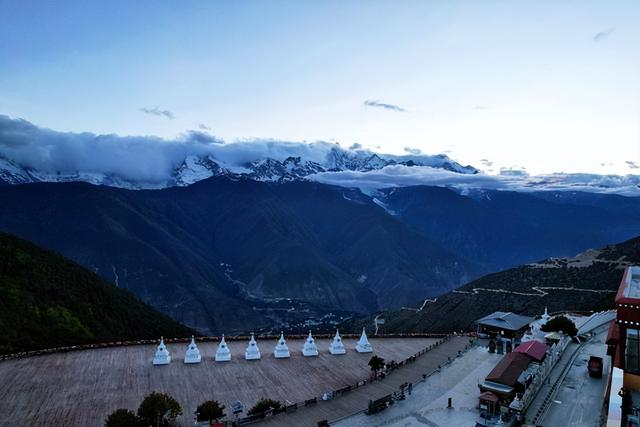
476;312;535;331
615;266;640;304
515;341;548;362
485;352;533;387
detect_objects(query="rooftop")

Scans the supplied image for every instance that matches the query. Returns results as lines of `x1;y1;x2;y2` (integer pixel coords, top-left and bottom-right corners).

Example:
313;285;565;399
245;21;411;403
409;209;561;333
615;266;640;304
485;352;533;388
515;340;548;362
476;312;535;331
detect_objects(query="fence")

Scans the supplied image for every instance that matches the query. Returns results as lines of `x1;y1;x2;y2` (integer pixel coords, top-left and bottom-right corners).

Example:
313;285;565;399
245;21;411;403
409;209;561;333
216;336;460;426
0;332;453;361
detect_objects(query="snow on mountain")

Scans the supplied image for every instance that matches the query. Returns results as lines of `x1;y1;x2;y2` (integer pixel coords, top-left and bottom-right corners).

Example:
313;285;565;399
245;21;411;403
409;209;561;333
172;154;227;186
1;114;638;195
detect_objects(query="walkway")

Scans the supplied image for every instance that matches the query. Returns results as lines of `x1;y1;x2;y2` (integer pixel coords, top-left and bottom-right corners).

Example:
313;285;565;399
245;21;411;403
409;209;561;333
257;336;470;426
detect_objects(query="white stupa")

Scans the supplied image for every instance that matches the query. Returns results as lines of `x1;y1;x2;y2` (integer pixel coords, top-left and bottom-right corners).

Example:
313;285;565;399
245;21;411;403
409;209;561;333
245;333;261;360
153;337;171;365
329;329;347;355
356;328;373;353
541;307;551;324
184;336;201;364
274;332;290;359
215;334;231;362
302;331;319;356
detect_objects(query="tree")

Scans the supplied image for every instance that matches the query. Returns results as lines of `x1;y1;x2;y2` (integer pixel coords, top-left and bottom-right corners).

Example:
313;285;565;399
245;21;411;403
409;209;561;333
368;355;385;374
247;398;282;416
196;400;225;423
137;392;182;427
105;409;141;427
541;315;578;337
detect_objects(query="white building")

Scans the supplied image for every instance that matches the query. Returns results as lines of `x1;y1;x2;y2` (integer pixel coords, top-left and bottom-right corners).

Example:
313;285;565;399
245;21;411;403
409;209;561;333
215;335;232;362
329;329;346;355
153;337;171;365
302;331;319;357
245;333;261;360
184;336;201;364
274;332;290;359
356;328;373;353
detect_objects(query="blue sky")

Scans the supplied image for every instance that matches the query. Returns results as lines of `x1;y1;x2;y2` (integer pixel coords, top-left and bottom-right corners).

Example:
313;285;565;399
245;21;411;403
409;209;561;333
0;0;639;175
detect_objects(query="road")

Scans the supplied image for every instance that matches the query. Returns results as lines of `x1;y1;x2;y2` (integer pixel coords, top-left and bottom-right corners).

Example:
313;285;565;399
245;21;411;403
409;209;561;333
538;329;610;426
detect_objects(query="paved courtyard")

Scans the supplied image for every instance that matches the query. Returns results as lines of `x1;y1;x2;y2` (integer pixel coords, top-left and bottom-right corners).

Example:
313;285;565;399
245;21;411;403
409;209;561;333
0;337;439;427
335;345;501;427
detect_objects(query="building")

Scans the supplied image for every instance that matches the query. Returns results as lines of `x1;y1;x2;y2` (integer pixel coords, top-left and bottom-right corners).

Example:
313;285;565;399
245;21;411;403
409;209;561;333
476;311;535;341
606;266;640;426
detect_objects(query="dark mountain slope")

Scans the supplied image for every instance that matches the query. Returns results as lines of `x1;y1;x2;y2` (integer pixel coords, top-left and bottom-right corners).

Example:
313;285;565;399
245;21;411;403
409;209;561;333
0;178;477;332
343;235;640;334
380;186;640;271
0;232;193;354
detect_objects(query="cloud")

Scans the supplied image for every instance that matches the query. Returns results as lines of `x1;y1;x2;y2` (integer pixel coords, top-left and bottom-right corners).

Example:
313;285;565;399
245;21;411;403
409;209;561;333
198;124;212;131
184;130;224;145
349;143;363;150
593;27;614;42
480;159;493;167
363;100;406;112
626;161;639;169
139;107;175;120
473;105;489;111
308;165;640;196
403;147;422;155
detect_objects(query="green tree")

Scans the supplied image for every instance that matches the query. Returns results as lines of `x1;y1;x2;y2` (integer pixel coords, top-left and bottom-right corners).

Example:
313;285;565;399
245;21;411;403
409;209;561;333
137;392;182;427
247;398;282;416
105;409;141;427
196;400;225;423
368;355;385;374
541;315;578;337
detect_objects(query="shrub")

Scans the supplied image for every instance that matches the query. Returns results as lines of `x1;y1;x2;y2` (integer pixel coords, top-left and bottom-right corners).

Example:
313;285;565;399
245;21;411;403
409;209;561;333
105;409;140;427
247;398;282;416
541;315;578;337
196;400;225;422
137;392;182;427
368;355;385;373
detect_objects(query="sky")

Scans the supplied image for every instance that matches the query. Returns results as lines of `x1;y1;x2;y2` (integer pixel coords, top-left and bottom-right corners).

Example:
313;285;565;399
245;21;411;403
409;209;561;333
0;0;639;175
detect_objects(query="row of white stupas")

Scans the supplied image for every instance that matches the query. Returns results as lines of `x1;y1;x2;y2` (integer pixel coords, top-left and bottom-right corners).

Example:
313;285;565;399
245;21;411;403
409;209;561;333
153;329;373;365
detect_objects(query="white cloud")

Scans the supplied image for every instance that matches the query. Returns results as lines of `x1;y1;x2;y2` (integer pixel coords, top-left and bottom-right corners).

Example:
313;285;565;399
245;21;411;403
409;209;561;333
308;165;640;196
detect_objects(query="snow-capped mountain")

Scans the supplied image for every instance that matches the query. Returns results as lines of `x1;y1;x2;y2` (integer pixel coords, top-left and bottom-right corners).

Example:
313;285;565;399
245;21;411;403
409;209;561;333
0;145;478;189
2;114;638;195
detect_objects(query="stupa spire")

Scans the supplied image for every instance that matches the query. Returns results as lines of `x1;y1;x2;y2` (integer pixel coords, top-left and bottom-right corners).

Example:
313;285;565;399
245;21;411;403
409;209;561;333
153;336;171;365
274;332;290;359
302;330;319;357
329;329;346;355
184;335;201;364
245;333;261;360
356;328;373;353
215;334;231;362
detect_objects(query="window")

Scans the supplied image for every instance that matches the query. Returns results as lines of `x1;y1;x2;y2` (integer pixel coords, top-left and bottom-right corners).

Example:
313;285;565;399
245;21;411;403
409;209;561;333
626;328;640;374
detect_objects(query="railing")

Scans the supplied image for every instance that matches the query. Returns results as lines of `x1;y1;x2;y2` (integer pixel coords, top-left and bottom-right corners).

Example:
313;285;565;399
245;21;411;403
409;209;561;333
513;336;571;411
0;332;453;361
217;336;463;425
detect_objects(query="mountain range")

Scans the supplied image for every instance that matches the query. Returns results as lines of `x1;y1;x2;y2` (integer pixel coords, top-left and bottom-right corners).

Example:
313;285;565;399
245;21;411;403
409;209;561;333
1;174;639;334
342;234;640;334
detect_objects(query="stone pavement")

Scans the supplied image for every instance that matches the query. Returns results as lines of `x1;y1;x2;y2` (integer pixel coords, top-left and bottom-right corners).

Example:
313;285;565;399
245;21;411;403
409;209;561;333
255;336;471;427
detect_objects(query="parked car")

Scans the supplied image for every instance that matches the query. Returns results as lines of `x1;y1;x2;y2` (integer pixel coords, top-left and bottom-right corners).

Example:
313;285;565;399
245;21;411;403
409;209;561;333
588;356;603;378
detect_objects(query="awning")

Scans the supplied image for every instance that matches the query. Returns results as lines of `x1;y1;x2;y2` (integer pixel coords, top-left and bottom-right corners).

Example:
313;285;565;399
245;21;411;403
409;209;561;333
479;391;499;403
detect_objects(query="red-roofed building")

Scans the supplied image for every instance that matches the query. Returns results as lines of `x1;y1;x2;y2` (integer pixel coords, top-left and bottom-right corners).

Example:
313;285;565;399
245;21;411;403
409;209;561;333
606;266;640;426
515;340;548;362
